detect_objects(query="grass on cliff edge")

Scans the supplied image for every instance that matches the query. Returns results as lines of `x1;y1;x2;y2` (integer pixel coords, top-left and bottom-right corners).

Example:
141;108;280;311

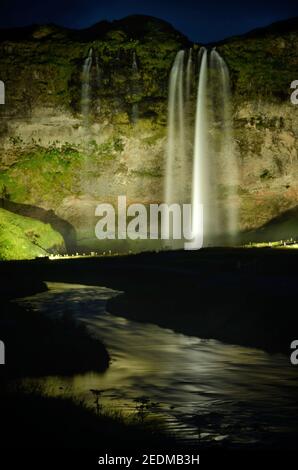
0;208;64;260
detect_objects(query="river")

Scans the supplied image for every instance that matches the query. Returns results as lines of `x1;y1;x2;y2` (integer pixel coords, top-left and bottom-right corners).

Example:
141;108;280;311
15;282;298;447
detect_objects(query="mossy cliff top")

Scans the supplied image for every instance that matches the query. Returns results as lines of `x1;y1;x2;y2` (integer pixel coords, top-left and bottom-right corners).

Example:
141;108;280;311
0;14;297;121
0;15;190;124
217;17;298;103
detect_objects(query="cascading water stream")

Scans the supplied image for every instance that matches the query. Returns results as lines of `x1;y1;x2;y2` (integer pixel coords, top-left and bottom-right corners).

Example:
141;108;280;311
210;49;238;238
186;48;193;103
192;47;208;244
165;50;186;207
95;55;101;114
80;48;94;219
177;52;186;193
132;50;138;73
131;51;139;124
164;50;186;245
165;47;238;248
81;48;93;128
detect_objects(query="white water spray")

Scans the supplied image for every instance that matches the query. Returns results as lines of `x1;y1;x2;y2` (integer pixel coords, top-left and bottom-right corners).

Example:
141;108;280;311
192;47;208;243
165;50;186;207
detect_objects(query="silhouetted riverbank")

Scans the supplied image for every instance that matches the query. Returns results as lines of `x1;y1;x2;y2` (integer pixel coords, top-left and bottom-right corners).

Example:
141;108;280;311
0;383;177;449
0;301;109;378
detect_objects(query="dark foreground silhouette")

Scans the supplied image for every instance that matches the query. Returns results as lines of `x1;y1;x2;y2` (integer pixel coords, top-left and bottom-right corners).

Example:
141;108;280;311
0;385;176;449
0;301;109;378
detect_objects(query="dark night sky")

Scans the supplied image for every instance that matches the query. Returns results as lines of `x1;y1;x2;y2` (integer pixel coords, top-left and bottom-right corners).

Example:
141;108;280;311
0;0;298;42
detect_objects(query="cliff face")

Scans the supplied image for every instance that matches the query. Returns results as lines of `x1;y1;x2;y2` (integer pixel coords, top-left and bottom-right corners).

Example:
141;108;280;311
0;15;298;250
218;20;298;231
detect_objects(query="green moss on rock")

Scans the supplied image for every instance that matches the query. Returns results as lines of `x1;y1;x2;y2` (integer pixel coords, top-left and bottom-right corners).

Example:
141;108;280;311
0;208;64;259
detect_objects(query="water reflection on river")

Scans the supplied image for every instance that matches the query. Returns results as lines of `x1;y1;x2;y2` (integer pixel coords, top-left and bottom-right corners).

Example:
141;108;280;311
16;283;298;446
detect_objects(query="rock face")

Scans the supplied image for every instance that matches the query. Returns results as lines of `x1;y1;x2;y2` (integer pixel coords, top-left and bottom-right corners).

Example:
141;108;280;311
219;19;298;232
0;15;298;250
0;207;65;259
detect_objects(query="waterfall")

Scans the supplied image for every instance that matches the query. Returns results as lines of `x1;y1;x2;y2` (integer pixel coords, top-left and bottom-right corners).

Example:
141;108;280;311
192;47;208;243
163;50;187;246
95;55;101;114
81;48;93;127
132;51;138;73
186;48;193;103
165;50;186;207
210;49;238;238
165;47;238;248
131;51;139;124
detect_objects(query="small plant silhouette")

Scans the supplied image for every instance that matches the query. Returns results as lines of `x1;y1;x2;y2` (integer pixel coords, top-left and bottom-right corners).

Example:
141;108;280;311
134;396;157;423
90;389;104;415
